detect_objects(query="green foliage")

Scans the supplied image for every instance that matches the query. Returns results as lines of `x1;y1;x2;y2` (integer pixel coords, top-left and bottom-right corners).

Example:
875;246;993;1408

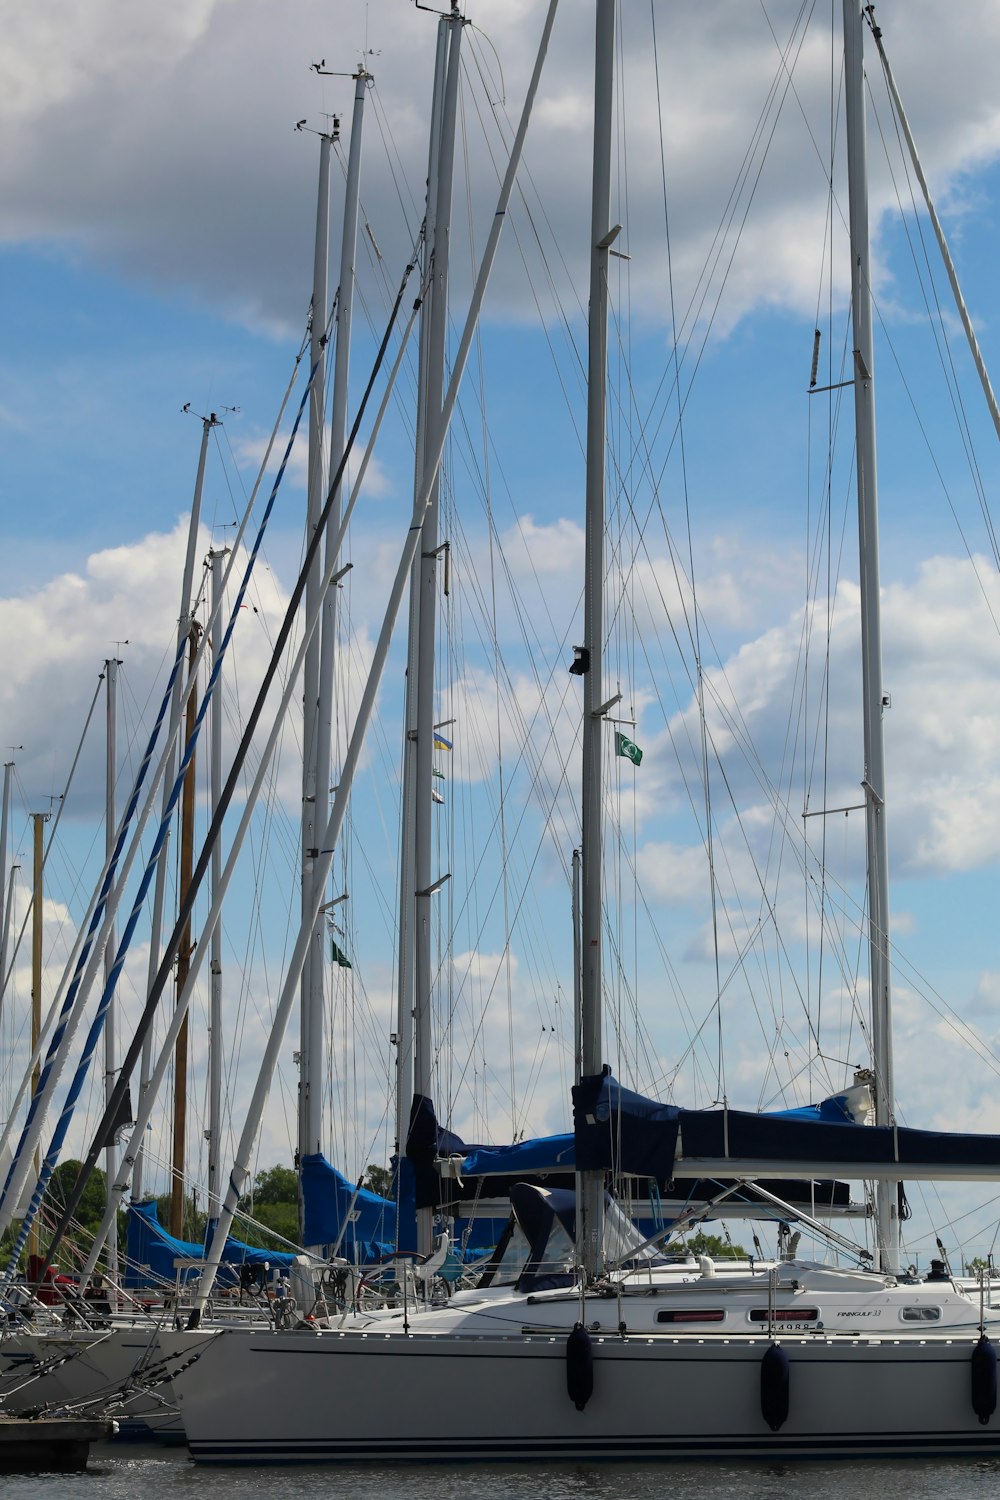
48;1160;109;1238
241;1202;299;1251
669;1229;748;1260
153;1192;208;1245
237;1164;300;1251
250;1165;299;1206
8;1160;126;1274
363;1164;392;1200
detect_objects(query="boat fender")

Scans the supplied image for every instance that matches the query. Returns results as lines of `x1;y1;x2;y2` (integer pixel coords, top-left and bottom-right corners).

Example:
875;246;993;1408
972;1334;997;1424
566;1322;594;1412
760;1342;790;1431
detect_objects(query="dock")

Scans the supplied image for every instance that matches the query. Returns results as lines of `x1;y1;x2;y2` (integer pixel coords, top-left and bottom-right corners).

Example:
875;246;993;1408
0;1414;114;1473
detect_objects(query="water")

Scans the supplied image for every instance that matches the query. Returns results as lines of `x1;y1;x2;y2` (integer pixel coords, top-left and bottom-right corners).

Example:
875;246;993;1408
9;1448;1000;1499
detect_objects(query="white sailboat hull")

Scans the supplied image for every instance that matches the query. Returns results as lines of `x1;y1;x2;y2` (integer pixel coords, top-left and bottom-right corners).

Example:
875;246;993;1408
161;1322;1000;1463
0;1326;183;1439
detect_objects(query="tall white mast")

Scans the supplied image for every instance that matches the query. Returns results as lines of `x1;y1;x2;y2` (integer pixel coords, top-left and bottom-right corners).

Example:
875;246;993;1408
207;546;228;1227
843;0;896;1268
395;15;449;1239
299;122;333;1177
412;3;463;1260
102;654;120;1299
185;0;559;1318
578;0;616;1284
133;413;215;1200
303;66;370;1184
0;760;12;1022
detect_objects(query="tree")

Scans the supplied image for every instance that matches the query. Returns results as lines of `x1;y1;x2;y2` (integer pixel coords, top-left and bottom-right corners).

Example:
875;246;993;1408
48;1160;109;1239
152;1190;208;1244
239;1164;299;1250
17;1161;126;1274
669;1229;747;1260
250;1165;298;1206
363;1164;392;1200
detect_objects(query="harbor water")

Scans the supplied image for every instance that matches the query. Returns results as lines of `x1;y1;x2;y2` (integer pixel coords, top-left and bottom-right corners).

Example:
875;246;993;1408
9;1448;1000;1498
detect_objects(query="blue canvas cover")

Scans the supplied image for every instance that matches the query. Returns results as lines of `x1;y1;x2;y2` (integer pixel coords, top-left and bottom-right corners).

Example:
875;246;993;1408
406;1094;485;1210
461;1133;576;1176
300;1153;396;1261
573;1069;1000;1181
124;1199;296;1289
302;1151;504;1264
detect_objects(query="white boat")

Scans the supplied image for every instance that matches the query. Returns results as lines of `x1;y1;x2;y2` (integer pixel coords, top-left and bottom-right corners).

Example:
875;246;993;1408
0;1322;184;1440
163;1257;1000;1463
157;0;1000;1465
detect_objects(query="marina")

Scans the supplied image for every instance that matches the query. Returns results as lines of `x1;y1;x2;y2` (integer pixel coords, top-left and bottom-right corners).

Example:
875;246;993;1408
6;0;1000;1475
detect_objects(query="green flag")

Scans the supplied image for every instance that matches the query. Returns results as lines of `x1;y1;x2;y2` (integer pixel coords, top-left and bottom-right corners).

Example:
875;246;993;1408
615;730;643;767
330;938;353;969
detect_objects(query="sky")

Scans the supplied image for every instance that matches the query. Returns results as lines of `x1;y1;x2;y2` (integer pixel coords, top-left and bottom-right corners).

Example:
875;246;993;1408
4;0;1000;1267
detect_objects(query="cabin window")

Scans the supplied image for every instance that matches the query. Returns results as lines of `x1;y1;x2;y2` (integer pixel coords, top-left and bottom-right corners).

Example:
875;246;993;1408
749;1307;819;1323
479;1225;530;1288
900;1305;941;1322
656;1308;725;1324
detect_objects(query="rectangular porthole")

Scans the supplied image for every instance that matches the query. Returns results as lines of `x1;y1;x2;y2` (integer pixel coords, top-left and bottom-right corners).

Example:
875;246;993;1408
748;1307;819;1323
900;1305;941;1322
656;1308;725;1324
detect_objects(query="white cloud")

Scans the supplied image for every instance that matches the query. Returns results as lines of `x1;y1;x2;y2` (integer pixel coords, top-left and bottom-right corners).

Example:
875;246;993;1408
233;429;395;504
504;514;585;576
2;3;999;334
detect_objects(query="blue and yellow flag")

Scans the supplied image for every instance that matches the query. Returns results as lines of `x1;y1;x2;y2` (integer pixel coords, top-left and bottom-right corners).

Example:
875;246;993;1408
433;731;453;752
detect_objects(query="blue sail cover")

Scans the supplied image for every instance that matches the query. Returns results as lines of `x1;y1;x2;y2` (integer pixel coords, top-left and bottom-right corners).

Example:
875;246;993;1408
300;1153;396;1261
455;1096;854;1179
302;1151;505;1263
767;1094;865;1125
573;1070;1000;1181
123;1200;296;1289
406;1094;485;1210
461;1134;575;1177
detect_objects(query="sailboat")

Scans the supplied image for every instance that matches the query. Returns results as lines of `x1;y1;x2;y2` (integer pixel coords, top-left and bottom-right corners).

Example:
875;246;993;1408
155;0;1000;1463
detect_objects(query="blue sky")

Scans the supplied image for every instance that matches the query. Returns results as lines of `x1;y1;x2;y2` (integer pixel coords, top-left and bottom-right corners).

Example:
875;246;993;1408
4;0;1000;1266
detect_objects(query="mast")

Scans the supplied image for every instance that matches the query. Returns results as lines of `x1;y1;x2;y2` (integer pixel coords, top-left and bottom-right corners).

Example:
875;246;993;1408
412;2;462;1259
170;624;200;1239
133;412;215;1201
299;118;333;1186
395;14;448;1245
843;0;896;1268
0;760;12;1021
578;0;616;1284
207;548;228;1229
28;811;45;1265
183;0;558;1319
102;655;121;1299
303;64;370;1187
